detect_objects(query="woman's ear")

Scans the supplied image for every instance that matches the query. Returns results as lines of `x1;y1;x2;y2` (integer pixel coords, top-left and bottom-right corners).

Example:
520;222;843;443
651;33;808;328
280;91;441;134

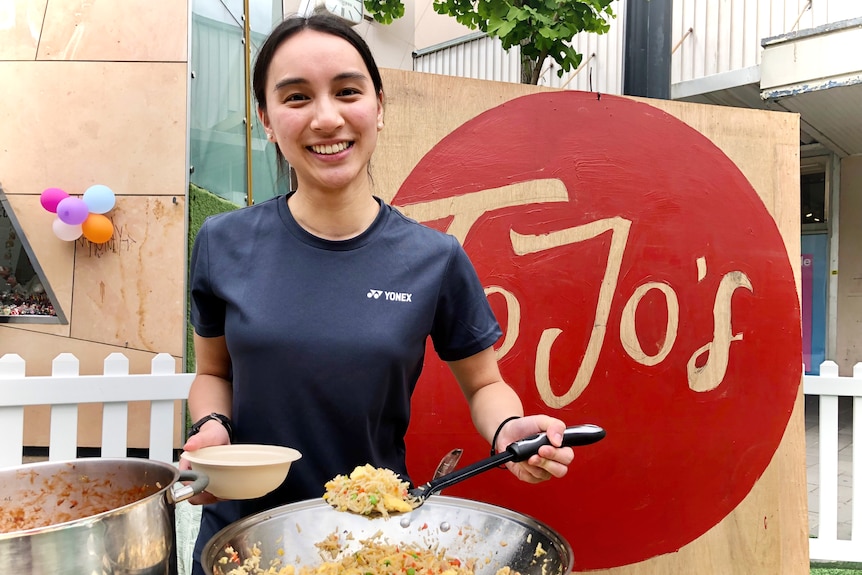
258;106;275;141
377;90;385;131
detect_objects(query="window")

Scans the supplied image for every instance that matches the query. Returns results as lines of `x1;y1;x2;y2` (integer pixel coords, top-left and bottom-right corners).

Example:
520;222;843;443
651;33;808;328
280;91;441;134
801;171;826;226
0;189;65;323
189;0;286;206
799;160;829;374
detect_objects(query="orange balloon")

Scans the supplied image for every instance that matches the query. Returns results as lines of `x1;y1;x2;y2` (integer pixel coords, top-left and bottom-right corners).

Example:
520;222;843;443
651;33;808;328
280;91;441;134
82;213;113;243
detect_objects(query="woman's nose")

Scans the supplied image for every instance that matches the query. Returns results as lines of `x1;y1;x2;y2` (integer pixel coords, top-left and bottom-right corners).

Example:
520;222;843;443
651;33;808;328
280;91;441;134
311;97;344;132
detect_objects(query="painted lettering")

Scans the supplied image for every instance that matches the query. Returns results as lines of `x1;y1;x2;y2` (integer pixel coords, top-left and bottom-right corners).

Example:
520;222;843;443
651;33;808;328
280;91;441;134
485;285;521;360
398;179;570;244
686;271;753;392
620;282;679;366
512;217;632;409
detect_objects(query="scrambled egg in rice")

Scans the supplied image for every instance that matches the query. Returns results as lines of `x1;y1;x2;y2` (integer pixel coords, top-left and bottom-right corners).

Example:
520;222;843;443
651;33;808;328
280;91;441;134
322;464;417;517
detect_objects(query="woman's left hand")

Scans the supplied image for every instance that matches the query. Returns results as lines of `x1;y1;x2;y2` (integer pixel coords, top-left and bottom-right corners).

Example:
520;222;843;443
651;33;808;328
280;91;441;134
494;415;575;483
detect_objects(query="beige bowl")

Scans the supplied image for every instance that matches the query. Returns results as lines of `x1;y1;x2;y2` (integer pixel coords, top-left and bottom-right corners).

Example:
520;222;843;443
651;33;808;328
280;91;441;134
181;444;302;500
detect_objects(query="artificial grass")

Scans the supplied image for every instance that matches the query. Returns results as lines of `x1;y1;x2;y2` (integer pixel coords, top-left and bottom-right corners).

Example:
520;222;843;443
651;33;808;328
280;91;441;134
185;183;240;374
811;562;862;574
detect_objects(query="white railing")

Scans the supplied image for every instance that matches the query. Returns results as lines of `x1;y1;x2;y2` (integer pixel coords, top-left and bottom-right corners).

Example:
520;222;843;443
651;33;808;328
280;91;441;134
805;360;862;562
0;352;194;467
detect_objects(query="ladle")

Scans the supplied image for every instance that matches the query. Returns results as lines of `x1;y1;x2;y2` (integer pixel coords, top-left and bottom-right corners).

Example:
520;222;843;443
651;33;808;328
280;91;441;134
408;423;606;507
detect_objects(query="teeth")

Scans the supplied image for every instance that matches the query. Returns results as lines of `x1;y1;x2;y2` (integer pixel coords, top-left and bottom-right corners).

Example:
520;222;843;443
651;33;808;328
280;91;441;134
311;142;349;155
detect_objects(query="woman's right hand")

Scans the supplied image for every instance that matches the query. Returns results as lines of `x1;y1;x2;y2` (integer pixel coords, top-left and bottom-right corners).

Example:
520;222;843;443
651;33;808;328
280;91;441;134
180;420;231;505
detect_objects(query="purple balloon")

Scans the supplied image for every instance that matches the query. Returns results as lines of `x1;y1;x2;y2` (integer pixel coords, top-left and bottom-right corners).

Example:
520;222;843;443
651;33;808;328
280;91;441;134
56;197;89;225
40;188;69;213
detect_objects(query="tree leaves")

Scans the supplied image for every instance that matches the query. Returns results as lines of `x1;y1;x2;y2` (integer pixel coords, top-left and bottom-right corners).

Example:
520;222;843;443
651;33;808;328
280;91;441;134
438;0;616;84
364;0;616;85
363;0;405;25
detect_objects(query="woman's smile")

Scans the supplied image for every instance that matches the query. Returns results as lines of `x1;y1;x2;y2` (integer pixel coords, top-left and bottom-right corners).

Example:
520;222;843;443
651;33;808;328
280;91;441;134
309;141;353;156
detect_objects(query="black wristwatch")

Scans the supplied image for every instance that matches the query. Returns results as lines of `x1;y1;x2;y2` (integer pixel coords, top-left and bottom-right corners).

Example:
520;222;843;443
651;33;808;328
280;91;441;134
189;412;234;441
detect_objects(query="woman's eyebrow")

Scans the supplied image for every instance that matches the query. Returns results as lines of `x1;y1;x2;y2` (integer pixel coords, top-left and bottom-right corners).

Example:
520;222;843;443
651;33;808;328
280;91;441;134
272;71;369;92
333;71;368;83
273;77;306;91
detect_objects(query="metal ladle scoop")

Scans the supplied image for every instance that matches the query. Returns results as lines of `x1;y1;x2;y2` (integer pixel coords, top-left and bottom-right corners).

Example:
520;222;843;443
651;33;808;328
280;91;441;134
407;424;606;507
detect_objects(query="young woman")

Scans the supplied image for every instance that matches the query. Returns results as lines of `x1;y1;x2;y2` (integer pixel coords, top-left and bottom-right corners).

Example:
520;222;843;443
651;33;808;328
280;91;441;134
183;13;574;574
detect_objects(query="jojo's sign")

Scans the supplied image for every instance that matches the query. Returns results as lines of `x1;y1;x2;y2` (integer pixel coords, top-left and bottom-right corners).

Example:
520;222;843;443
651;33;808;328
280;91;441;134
396;92;801;570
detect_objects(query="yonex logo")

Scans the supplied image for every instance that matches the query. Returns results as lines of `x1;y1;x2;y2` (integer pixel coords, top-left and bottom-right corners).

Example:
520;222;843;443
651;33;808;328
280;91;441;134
367;289;412;302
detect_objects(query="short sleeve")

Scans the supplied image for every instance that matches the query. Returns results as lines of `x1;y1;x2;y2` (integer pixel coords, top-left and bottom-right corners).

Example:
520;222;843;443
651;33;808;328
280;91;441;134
189;219;226;338
430;237;502;362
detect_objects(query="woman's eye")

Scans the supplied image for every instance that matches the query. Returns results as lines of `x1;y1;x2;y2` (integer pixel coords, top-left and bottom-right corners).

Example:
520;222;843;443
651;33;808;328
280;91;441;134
338;88;361;97
283;93;308;103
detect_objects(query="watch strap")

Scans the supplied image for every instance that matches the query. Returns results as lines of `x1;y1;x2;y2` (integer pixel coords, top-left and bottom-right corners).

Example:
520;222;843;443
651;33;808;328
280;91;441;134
189;412;234;441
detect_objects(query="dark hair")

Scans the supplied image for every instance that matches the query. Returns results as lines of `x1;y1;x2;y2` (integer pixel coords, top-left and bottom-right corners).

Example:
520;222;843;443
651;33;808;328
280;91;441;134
253;14;384;185
253;13;383;110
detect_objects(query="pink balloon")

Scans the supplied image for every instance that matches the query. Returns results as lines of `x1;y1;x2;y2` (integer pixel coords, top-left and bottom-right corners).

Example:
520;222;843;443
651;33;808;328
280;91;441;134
40;188;69;213
56;197;89;225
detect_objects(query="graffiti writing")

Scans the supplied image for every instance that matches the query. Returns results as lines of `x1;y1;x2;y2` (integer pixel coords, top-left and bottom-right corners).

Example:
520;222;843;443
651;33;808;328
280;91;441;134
81;220;137;257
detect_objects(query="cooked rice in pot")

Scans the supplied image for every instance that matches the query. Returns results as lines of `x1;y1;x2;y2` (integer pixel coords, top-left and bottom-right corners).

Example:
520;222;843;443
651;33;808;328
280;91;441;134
219;533;520;575
217;466;525;574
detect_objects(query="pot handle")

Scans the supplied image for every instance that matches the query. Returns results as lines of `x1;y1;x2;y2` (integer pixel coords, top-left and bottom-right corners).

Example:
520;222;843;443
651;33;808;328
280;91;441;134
169;470;210;504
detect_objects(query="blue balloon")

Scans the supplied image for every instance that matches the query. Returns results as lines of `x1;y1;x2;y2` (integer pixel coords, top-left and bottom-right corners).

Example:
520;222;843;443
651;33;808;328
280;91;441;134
83;184;116;214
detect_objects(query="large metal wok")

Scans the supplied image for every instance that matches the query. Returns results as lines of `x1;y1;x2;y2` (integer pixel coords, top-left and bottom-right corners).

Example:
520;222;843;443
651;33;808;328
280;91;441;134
203;496;573;574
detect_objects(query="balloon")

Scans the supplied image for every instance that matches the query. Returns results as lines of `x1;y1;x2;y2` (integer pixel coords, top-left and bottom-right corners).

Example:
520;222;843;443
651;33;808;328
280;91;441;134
83;184;116;214
56;197;89;225
82;213;113;244
52;218;83;241
40;188;69;213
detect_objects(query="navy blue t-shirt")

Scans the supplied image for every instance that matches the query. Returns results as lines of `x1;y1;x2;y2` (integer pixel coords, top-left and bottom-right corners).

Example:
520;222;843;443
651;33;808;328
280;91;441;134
189;194;501;564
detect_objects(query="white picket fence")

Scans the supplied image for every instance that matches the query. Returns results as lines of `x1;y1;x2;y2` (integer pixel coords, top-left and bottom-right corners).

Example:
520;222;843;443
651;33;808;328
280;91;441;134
805;360;862;563
0;352;193;467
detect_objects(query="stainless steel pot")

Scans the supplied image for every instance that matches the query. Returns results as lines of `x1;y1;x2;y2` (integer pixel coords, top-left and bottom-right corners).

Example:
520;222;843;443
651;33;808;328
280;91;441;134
203;496;573;574
0;458;208;574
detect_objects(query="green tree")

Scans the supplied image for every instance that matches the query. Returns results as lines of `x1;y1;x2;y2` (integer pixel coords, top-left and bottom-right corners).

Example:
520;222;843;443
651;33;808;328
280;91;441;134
363;0;616;85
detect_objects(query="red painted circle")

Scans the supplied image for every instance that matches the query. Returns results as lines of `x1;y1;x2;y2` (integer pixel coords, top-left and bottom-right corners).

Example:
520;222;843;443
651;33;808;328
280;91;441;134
394;92;801;570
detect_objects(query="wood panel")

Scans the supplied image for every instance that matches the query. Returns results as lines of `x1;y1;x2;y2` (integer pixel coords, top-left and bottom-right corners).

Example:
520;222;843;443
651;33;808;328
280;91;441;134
378;69;806;573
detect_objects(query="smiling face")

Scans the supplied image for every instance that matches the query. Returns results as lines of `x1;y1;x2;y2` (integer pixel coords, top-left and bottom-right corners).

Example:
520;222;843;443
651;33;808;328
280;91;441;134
257;29;384;196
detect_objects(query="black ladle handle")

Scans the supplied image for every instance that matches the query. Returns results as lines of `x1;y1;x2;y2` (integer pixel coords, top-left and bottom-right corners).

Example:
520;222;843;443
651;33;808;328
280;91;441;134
411;424;605;499
508;423;606;459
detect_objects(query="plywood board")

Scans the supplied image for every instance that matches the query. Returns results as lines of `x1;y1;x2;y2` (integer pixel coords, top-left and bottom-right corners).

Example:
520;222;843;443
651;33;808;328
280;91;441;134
376;69;806;573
